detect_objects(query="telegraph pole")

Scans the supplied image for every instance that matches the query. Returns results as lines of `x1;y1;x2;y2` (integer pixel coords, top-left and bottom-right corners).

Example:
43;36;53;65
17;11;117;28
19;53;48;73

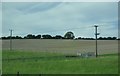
9;29;13;51
94;25;100;57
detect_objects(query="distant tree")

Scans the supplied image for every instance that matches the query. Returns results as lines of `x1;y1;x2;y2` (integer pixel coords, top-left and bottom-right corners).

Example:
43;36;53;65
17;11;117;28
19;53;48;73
54;35;63;39
118;38;120;40
42;34;52;39
36;35;41;39
2;36;23;39
12;36;16;39
98;37;117;40
99;37;106;40
112;37;117;40
83;38;92;40
64;31;75;39
107;37;112;40
103;37;107;40
24;36;27;39
7;36;11;39
78;37;82;39
98;37;103;40
15;36;22;39
26;34;32;39
1;37;8;39
26;34;35;39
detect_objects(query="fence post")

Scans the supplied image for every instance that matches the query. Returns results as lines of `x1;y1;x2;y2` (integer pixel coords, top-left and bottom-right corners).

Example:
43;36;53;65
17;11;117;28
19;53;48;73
17;72;19;76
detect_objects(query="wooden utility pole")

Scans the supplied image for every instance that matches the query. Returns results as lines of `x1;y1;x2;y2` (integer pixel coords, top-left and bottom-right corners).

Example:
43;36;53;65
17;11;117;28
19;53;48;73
9;29;13;51
94;25;100;57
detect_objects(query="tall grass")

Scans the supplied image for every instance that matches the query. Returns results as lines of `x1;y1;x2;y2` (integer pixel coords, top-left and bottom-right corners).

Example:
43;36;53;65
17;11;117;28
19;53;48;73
2;50;118;74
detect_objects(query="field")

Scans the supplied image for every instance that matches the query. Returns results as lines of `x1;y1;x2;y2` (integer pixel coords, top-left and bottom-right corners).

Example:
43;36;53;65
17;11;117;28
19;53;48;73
2;39;118;74
2;39;118;54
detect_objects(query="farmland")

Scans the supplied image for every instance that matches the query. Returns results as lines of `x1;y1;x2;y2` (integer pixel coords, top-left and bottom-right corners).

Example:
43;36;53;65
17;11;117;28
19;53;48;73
2;39;118;54
2;39;118;74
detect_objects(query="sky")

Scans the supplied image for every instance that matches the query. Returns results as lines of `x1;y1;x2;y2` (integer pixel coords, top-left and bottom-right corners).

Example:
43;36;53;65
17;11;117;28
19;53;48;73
1;2;118;38
1;0;119;2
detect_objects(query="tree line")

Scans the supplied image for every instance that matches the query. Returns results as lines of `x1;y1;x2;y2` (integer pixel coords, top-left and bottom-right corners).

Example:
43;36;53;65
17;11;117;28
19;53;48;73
1;31;118;40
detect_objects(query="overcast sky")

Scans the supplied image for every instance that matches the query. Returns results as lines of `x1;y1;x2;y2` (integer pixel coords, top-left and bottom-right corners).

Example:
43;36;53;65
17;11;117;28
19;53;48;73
1;2;118;38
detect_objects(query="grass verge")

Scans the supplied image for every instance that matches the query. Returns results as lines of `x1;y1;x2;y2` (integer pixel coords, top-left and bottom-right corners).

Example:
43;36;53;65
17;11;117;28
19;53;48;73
2;50;118;74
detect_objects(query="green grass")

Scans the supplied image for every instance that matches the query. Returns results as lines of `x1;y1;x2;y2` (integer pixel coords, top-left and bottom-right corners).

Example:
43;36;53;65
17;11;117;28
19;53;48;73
3;50;65;59
2;50;118;74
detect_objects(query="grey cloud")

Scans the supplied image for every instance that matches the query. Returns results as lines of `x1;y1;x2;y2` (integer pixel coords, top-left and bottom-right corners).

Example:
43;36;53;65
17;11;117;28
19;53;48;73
2;2;118;37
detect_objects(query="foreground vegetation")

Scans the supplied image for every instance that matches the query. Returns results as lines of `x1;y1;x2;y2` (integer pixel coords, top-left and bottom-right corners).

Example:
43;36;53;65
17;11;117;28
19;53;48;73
2;50;118;74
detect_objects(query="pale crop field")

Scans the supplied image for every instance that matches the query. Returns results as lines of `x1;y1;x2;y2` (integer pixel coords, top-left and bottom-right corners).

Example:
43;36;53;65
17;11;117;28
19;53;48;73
2;39;118;55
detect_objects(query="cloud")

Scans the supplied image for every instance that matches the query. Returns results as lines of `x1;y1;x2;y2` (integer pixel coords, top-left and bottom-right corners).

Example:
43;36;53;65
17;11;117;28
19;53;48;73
0;3;2;37
1;0;119;2
17;2;62;14
2;2;118;38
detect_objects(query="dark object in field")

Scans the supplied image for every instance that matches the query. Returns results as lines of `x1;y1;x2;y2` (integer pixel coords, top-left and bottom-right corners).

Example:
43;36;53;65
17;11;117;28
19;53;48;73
66;52;95;58
65;55;79;57
80;52;96;58
17;72;19;76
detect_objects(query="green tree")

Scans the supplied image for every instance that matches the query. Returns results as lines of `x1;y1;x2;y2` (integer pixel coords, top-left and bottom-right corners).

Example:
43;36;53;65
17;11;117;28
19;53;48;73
26;34;35;39
42;34;52;39
64;31;75;39
36;35;41;39
55;35;63;39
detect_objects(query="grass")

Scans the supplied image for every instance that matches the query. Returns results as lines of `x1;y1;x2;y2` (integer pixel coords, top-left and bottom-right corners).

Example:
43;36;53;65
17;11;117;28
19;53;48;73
2;50;118;74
